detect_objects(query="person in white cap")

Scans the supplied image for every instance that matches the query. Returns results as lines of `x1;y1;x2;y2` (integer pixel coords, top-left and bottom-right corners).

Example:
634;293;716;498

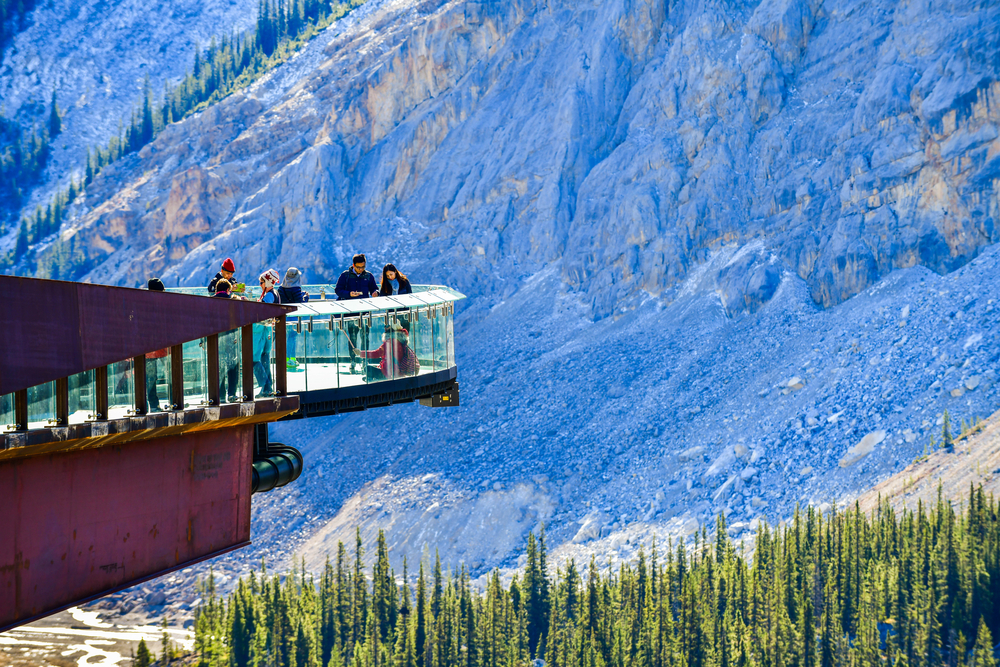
258;269;281;304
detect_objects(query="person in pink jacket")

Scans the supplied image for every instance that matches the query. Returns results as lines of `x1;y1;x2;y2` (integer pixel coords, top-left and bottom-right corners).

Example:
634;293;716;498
348;320;420;381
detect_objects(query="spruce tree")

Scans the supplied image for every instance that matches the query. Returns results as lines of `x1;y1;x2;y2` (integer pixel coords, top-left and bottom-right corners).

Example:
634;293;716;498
134;637;152;667
48;90;61;138
943;411;954;453
971;619;996;667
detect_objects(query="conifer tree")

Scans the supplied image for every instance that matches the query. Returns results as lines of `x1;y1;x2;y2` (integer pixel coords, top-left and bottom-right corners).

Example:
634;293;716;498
48;90;61;138
134;637;152;667
971;619;996;667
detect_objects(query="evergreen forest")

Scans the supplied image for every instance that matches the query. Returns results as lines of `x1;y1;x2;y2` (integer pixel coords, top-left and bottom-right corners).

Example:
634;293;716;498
187;487;1000;667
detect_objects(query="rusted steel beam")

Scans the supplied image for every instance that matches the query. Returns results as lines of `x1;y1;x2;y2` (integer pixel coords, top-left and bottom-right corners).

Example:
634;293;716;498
274;316;287;396
55;378;69;426
0;426;254;631
132;356;147;415
170;345;184;410
207;334;220;406
94;366;108;420
0;395;299;460
0;276;293;395
241;325;254;402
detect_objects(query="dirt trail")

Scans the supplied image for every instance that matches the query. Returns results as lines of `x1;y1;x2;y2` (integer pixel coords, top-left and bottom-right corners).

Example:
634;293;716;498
853;410;1000;514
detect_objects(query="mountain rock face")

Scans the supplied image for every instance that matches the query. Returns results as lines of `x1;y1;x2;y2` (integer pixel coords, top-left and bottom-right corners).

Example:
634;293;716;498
34;0;1000;320
0;0;257;219
6;0;1000;585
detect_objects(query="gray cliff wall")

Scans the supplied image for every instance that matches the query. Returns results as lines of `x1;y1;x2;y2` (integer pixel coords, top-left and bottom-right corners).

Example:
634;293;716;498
24;0;1000;319
0;0;257;219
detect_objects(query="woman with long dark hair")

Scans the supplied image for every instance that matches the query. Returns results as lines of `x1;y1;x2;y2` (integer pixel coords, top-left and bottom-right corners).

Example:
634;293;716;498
379;263;412;296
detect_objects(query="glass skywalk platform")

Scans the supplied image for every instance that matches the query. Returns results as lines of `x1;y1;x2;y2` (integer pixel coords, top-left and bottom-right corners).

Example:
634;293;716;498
0;284;464;435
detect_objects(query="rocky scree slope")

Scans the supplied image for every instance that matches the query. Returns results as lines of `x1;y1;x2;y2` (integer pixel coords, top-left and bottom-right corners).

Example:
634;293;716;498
71;245;1000;617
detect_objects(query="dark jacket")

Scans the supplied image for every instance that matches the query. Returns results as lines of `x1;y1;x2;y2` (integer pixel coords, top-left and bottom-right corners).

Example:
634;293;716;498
335;269;378;300
382;276;412;296
208;272;235;295
277;285;309;304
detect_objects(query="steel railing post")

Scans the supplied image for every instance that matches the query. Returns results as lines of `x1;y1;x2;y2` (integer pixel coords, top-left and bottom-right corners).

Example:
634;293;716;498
274;316;287;396
13;389;28;431
55;377;70;424
207;334;220;405
242;325;255;401
132;356;147;415
170;345;184;410
94;365;109;420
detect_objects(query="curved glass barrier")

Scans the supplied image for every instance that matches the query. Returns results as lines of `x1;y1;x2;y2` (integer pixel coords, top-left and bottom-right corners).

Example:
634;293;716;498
1;286;464;433
277;288;464;395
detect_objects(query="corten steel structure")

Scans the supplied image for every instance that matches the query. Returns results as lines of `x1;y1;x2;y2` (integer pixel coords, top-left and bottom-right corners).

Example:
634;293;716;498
0;276;464;632
0;276;300;632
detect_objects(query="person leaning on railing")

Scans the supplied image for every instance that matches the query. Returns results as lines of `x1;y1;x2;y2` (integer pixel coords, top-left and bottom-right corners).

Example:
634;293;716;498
336;254;379;374
378;263;412;296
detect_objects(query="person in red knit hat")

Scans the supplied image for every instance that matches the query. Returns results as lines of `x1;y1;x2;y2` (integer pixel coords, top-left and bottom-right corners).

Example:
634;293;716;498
208;257;237;295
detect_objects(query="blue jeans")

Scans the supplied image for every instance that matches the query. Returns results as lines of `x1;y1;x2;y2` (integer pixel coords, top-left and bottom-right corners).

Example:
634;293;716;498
253;330;273;394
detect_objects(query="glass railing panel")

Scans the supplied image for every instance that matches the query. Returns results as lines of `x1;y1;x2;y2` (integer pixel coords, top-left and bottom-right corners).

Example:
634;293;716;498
146;351;172;411
218;328;242;403
68;369;95;424
181;339;208;407
298;315;344;392
27;382;56;429
252;323;276;398
1;393;14;431
353;313;391;384
410;306;435;375
108;359;135;419
340;314;371;387
285;316;308;394
432;305;449;371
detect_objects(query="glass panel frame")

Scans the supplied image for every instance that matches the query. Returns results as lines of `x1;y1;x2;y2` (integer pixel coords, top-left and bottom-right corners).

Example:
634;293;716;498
217;328;242;403
27;382;56;430
68;369;95;424
108;359;135;419
1;393;13;432
182;339;208;408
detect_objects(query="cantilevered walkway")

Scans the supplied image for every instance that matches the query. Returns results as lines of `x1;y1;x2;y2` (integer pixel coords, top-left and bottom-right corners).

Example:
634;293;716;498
0;276;464;631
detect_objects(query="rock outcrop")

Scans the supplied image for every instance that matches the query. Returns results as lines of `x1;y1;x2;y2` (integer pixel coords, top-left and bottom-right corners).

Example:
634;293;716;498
19;0;998;319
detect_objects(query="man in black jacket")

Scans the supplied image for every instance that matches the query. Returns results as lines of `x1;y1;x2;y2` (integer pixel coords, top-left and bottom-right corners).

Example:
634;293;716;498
335;254;379;374
335;254;379;300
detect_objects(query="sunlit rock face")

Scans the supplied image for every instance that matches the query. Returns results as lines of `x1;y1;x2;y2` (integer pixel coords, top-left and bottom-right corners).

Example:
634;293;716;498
0;0;258;216
39;0;999;318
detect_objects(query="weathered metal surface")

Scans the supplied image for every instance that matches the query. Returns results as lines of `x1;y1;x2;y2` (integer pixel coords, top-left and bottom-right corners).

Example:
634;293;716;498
0;395;300;459
0;276;293;395
0;426;254;631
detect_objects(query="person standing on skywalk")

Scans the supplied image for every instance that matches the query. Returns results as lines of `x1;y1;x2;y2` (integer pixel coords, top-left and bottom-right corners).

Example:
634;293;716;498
278;267;309;371
335;254;379;374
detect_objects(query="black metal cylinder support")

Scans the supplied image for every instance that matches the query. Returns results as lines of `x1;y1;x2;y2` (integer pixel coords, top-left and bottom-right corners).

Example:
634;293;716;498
250;423;304;494
251;444;304;494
